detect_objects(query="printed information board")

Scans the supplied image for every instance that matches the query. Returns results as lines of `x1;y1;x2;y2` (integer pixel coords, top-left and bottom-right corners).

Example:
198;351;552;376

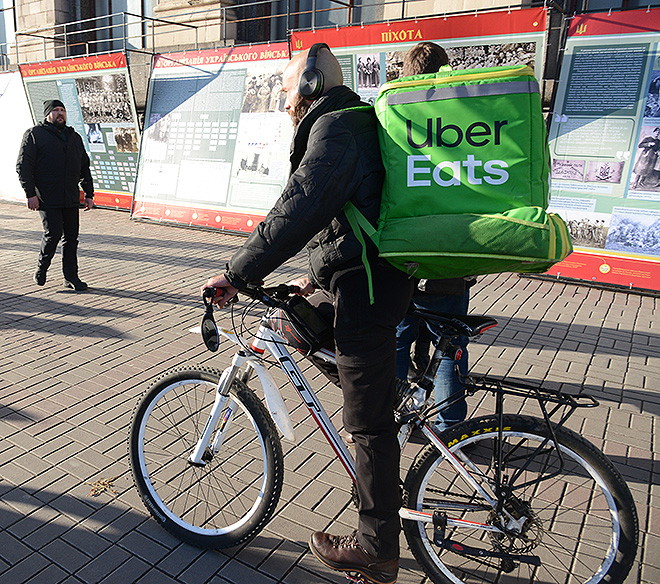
19;53;141;210
0;71;34;204
132;44;293;231
547;9;660;291
134;11;546;233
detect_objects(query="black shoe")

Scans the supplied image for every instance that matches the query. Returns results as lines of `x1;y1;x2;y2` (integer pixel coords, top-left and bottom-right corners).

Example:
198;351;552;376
34;270;46;286
309;531;398;584
64;279;88;291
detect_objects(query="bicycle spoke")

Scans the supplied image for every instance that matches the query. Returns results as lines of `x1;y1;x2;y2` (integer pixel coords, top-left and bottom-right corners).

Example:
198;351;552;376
130;370;283;547
403;415;636;584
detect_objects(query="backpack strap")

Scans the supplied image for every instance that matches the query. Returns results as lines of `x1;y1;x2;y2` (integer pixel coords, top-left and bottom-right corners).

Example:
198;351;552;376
343;201;379;305
340;105;379;305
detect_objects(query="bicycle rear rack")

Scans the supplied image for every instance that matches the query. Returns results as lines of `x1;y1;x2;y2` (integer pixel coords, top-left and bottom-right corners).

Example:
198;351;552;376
413;374;599;493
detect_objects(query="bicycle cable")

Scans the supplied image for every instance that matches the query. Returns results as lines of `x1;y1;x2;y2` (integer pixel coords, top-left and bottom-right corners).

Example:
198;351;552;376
226;293;293;368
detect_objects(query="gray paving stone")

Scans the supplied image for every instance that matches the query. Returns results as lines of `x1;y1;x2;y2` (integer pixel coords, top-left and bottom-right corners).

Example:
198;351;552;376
0;553;49;584
155;544;205;578
117;531;170;565
1;201;657;584
61;526;113;558
177;551;229;584
218;560;280;584
96;557;151;584
74;546;132;584
0;530;33;565
41;538;90;572
22;563;69;584
256;540;306;580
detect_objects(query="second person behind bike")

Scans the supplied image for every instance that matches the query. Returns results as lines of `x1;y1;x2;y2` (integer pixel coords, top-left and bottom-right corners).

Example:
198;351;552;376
394;42;476;432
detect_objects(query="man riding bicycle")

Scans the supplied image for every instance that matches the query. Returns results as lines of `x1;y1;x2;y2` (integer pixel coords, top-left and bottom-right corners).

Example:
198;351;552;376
203;44;413;584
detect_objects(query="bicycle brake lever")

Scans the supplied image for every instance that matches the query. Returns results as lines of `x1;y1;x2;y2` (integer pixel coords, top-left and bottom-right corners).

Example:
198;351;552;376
202;287;217;307
202;286;238;307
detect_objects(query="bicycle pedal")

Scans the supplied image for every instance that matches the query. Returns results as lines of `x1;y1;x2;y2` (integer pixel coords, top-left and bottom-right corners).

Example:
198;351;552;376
345;572;367;584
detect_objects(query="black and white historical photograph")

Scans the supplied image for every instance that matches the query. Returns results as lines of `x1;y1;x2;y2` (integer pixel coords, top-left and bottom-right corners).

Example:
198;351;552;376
242;69;285;114
386;42;536;82
236;151;271;177
606;208;660;255
552;159;585;182
113;127;139;153
146;113;171;144
357;54;381;89
630;125;660;191
585;160;625;184
644;70;660;119
85;122;103;144
567;216;609;248
76;74;133;123
447;42;536;70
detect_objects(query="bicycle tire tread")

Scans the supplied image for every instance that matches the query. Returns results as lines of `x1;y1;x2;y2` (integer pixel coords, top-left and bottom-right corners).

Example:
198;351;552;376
128;366;284;549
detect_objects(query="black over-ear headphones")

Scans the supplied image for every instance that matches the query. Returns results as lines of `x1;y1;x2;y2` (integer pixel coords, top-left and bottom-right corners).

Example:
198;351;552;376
298;43;330;100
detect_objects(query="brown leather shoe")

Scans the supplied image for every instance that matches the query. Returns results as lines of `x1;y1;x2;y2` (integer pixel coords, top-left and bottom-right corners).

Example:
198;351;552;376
309;531;398;584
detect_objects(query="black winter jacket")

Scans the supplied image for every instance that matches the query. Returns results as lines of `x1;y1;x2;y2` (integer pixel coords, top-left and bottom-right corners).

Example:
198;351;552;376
226;85;384;291
16;121;94;209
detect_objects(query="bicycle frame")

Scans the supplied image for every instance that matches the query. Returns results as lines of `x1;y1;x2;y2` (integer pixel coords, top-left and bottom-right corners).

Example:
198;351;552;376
188;313;521;535
189;320;358;482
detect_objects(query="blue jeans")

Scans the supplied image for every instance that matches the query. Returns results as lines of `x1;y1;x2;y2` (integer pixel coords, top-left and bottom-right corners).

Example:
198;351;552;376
396;291;470;431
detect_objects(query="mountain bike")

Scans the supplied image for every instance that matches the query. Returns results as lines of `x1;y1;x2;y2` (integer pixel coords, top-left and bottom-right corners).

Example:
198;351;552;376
128;284;638;584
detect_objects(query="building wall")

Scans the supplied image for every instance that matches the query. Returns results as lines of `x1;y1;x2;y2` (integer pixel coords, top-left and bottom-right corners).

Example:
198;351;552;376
150;0;227;50
14;0;69;62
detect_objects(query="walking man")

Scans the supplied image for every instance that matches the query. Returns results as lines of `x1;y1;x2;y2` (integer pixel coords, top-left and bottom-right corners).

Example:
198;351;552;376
17;99;94;291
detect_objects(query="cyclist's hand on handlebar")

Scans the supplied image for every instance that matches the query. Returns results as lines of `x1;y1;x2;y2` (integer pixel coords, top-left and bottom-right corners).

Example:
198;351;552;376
287;277;315;296
201;274;238;308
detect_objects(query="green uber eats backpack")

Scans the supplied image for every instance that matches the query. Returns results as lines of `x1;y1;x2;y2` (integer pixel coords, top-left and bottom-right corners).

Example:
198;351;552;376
344;64;572;302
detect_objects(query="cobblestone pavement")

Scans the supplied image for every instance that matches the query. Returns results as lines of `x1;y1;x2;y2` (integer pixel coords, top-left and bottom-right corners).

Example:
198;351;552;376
0;200;657;584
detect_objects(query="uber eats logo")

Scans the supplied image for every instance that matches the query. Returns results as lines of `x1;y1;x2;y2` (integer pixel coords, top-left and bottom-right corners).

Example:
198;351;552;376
406;117;510;187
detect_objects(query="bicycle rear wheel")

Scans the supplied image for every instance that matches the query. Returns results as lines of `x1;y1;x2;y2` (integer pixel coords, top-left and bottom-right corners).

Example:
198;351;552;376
403;415;638;584
129;366;284;548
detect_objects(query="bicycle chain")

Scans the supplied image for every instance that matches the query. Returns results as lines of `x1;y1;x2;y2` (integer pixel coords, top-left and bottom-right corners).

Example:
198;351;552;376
423;485;489;503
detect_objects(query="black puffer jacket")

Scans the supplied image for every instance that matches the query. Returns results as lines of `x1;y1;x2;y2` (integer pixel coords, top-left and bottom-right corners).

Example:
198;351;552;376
227;85;384;291
16;121;94;209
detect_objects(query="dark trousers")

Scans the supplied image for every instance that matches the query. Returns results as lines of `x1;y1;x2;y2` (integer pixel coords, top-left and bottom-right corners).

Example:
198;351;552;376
38;207;80;280
331;261;414;560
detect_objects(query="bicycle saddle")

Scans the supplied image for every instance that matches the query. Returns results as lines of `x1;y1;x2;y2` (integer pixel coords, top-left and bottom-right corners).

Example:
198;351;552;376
408;309;498;338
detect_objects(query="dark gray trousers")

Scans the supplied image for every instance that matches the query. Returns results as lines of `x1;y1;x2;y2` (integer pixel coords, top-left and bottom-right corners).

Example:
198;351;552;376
37;207;80;280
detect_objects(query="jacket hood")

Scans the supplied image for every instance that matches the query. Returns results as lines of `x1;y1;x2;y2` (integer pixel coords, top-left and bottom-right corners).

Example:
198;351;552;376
290;85;366;173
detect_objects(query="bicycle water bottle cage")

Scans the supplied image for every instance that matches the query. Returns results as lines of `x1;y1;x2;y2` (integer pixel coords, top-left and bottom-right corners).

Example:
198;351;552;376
264;295;333;356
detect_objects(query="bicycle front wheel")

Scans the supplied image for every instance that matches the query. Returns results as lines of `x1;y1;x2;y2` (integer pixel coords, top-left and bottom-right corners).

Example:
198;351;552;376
403;415;638;584
129;366;284;548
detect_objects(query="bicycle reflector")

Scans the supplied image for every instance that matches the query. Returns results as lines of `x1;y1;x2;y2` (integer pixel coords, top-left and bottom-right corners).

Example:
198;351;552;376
201;295;220;352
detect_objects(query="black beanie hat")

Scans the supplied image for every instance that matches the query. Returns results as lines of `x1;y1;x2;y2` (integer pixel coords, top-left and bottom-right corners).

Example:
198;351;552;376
43;99;65;117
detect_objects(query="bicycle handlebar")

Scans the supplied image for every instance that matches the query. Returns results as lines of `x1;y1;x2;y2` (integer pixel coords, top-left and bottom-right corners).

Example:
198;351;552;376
202;284;302;309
